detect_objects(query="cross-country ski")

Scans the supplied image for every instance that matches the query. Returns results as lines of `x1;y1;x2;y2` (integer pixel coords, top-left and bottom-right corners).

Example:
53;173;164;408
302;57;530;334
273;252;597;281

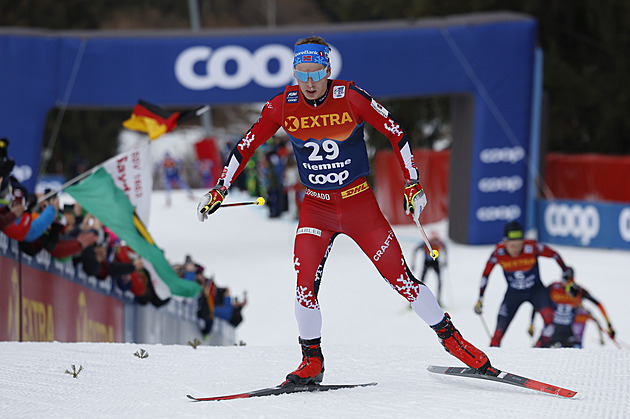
427;365;577;398
187;381;377;402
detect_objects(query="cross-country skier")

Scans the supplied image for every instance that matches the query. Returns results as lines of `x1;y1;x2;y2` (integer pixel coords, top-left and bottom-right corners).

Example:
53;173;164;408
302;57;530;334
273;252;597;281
528;267;616;348
159;151;193;206
411;231;447;305
474;221;571;347
197;35;496;385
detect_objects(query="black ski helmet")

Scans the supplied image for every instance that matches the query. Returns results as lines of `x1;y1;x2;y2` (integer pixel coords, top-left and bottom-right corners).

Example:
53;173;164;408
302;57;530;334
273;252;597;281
503;221;524;240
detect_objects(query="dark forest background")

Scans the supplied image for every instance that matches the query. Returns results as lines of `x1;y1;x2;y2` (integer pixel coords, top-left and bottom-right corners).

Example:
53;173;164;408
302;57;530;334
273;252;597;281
2;0;629;175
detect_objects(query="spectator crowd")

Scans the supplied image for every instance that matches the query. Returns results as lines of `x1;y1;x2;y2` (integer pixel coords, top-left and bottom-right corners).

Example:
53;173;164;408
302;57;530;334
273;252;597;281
173;254;247;339
1;137;246;341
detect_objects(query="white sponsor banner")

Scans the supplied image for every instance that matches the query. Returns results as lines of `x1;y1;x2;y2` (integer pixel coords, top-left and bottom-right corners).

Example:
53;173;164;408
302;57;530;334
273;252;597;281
101;141;153;224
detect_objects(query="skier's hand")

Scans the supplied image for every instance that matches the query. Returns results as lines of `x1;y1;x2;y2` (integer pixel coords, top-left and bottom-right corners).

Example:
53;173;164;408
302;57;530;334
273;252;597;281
527;323;534;337
474;298;483;315
608;323;616;339
565;281;579;297
403;180;427;223
197;185;228;222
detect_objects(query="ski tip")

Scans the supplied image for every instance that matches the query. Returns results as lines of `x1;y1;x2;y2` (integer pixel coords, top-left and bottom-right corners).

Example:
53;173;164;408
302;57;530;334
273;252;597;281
186;395;200;401
558;389;578;398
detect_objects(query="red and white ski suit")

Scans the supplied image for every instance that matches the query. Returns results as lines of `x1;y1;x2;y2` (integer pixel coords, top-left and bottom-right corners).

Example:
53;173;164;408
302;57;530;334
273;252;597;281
217;79;444;339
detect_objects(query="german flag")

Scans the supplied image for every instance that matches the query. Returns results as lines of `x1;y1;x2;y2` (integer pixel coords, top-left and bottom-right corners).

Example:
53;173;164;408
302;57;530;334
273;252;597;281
122;100;208;140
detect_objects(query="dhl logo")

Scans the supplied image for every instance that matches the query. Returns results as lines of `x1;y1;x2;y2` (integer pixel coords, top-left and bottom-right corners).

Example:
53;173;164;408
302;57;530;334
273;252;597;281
341;181;369;199
284;112;353;132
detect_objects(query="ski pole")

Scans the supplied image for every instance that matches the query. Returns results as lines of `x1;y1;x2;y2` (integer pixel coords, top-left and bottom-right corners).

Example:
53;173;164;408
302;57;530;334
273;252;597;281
581;307;605;345
414;219;438;260
478;313;492;340
219;196;265;209
615;338;630;350
591;319;621;349
200;196;265;214
581;305;621;349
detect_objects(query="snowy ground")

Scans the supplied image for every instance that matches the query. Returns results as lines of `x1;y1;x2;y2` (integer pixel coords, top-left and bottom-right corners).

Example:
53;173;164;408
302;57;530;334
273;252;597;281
1;188;629;418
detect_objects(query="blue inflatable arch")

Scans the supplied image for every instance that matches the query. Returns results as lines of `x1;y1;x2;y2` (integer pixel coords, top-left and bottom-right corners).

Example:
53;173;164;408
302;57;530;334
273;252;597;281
0;12;537;244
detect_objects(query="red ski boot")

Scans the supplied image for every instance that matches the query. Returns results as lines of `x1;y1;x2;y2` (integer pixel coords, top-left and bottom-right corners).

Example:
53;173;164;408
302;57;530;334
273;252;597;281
285;337;325;385
432;313;495;374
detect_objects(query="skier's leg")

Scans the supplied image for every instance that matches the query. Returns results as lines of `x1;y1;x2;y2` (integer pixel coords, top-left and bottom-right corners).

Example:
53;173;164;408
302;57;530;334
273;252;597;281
532;286;555;348
164;174;173;205
434;263;442;305
420;262;430;283
572;308;588;347
491;292;521;347
345;189;492;372
293;229;336;340
286;198;335;384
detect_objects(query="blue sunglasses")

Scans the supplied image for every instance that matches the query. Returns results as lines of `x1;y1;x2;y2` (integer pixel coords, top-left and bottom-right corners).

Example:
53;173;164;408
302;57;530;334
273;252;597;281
294;68;328;83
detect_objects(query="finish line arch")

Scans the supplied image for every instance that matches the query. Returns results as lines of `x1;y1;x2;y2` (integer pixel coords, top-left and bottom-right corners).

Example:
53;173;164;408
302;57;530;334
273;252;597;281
0;12;538;244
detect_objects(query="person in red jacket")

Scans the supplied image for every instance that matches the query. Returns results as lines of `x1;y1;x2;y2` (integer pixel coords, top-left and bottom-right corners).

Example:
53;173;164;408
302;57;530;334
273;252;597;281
474;221;571;347
197;35;496;386
528;267;616;348
0;177;26;231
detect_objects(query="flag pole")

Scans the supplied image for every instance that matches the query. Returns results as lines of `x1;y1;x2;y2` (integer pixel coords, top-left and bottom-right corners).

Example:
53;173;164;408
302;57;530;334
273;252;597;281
36;163;103;204
195;105;210;116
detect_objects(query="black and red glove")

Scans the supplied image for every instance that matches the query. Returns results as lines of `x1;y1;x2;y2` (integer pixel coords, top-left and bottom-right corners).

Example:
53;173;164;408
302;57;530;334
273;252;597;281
197;185;228;222
403;179;427;222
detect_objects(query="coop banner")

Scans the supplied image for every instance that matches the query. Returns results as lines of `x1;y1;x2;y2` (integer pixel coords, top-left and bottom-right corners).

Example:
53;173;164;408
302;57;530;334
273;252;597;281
2;15;537;244
537;199;630;250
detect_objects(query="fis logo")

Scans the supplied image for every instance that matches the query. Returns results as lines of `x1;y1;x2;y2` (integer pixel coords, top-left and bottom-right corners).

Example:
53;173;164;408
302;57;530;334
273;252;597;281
333;85;346;99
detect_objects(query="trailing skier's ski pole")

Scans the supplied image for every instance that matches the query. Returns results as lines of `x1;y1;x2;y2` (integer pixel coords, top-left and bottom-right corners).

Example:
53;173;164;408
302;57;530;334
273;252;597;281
219;197;265;208
478;313;492;339
414;219;438;260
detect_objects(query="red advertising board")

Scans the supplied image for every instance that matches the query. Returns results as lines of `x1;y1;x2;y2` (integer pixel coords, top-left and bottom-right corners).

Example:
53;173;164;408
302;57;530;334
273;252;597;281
545;153;630;203
374;149;450;225
0;255;124;342
0;255;20;341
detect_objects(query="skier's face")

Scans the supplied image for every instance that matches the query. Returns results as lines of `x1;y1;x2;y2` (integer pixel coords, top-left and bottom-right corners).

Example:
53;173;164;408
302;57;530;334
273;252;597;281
504;239;524;257
294;63;330;101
